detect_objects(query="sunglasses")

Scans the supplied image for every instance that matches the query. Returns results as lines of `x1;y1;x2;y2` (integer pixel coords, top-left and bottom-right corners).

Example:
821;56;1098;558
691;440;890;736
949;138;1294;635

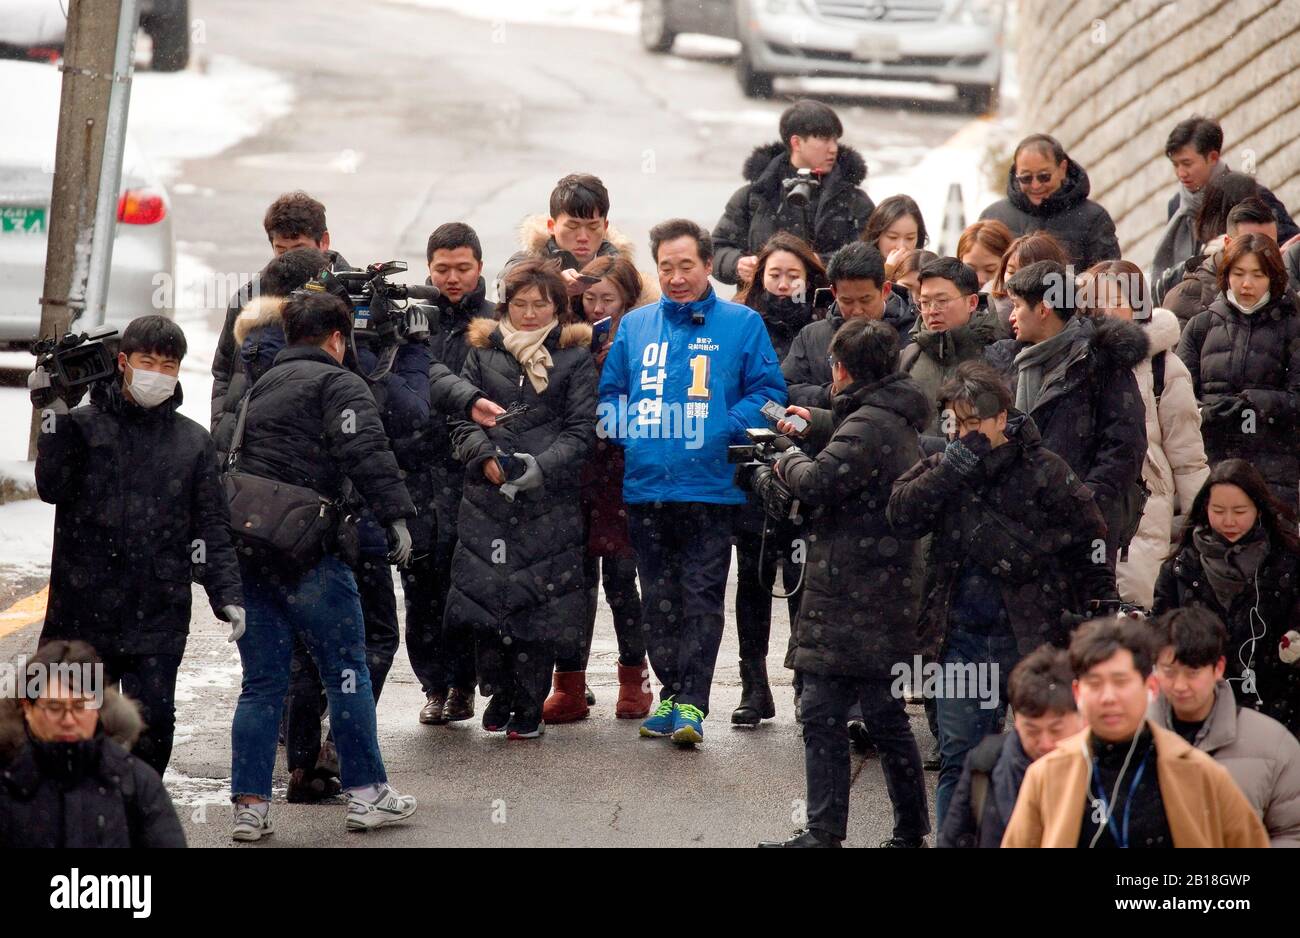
1016;171;1056;187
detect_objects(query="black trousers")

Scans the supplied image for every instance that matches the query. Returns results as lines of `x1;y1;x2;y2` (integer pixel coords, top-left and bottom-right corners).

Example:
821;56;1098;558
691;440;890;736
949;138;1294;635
734;526;802;661
103;651;183;778
403;539;476;694
800;671;930;842
475;629;554;718
284;556;398;774
627;502;734;715
556;553;646;671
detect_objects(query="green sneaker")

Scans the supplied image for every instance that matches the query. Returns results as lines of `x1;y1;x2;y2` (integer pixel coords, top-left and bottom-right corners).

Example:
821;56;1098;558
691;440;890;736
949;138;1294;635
671;703;705;745
639;697;676;737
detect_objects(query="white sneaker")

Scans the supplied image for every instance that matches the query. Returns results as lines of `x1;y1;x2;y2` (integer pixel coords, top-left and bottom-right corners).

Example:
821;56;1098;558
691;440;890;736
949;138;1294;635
231;804;274;842
345;784;417;831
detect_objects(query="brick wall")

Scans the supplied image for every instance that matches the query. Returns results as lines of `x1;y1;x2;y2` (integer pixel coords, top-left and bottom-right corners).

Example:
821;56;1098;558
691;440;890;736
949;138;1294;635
1014;0;1300;263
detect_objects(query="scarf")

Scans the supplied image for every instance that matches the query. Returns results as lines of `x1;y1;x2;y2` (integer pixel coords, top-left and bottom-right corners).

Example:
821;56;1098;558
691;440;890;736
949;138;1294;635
1192;521;1269;609
498;318;557;393
1152;159;1227;285
1226;290;1271;316
1013;315;1086;413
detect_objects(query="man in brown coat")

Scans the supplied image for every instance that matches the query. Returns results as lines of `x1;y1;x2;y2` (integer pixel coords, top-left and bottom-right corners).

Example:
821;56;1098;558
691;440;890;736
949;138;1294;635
1003;616;1268;848
1147;607;1300;847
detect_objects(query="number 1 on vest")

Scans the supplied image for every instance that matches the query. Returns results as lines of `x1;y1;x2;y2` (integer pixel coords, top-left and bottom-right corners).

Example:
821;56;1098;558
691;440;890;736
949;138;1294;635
687;354;710;399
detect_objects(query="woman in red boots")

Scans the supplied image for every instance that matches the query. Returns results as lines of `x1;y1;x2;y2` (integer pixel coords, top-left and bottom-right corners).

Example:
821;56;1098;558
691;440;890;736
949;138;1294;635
544;255;657;723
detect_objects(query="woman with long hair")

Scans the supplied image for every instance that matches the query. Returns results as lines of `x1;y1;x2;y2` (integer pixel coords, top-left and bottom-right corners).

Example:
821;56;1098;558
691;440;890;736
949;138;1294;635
987;231;1069;334
735;231;829;359
1153;459;1300;735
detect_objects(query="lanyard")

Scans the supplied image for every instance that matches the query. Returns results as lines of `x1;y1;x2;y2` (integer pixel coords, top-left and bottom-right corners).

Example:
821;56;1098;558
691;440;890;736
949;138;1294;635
1090;751;1149;849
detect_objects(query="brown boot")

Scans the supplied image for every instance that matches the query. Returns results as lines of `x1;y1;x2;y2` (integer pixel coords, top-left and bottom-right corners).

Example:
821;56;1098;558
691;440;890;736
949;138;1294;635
615;658;655;719
542;670;589;724
443;687;475;722
419;691;447;725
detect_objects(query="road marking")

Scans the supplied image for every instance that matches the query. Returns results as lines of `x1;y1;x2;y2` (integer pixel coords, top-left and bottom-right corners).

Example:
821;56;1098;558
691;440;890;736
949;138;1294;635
0;585;47;639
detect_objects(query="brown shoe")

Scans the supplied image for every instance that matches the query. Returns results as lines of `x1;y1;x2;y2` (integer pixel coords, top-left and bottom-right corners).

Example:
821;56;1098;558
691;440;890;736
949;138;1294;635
443;687;475;722
616;659;654;719
420;691;448;725
542;670;590;723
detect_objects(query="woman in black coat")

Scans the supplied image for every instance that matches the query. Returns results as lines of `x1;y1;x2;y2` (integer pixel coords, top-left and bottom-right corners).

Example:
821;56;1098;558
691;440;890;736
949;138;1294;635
1153;459;1300;736
1177;233;1300;512
446;260;598;740
978;134;1120;272
0;641;186;848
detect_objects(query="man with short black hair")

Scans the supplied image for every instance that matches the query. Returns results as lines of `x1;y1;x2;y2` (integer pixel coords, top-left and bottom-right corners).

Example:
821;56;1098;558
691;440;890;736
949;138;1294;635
901;257;1001;443
33;315;243;778
210;191;352;430
712;99;874;285
939;646;1083;847
1148;607;1300;847
991;259;1147;561
758;318;931;848
228;292;419;842
1003;616;1269;847
599;218;785;746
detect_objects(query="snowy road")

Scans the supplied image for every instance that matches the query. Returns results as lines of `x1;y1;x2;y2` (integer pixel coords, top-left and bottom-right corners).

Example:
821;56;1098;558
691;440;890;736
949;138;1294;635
0;0;1002;846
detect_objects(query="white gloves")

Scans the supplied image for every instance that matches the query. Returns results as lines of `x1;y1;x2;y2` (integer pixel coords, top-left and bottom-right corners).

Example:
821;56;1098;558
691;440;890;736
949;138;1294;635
221;605;246;643
499;453;543;502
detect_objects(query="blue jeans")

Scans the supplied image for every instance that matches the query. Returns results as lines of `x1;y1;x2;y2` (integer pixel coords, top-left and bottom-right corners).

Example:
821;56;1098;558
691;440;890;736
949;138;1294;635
933;627;1017;828
231;555;386;800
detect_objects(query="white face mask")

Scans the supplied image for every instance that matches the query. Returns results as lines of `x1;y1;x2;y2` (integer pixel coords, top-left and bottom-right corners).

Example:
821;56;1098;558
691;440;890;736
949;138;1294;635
1227;290;1270;315
126;366;178;409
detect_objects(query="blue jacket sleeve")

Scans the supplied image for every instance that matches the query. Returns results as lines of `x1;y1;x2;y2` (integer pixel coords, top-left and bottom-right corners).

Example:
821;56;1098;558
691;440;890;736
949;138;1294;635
727;316;787;444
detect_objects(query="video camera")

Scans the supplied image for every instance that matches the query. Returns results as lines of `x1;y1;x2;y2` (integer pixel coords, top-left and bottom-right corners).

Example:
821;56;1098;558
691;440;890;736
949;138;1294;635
781;167;820;210
30;325;120;409
729;427;799;523
313;261;441;345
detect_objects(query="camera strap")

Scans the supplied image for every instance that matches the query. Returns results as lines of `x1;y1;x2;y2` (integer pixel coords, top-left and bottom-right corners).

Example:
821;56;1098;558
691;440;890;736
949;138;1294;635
227;391;252;473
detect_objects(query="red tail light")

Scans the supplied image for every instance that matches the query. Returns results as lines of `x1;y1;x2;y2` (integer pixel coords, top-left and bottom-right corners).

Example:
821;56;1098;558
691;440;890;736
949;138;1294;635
117;189;166;225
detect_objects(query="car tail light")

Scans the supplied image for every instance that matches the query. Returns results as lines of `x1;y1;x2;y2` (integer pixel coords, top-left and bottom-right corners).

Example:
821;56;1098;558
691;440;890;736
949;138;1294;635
117;189;166;225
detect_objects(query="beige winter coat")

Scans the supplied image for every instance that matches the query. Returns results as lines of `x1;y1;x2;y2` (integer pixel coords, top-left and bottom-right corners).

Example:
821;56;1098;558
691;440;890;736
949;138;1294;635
1150;681;1300;847
499;215;660;308
1115;306;1209;607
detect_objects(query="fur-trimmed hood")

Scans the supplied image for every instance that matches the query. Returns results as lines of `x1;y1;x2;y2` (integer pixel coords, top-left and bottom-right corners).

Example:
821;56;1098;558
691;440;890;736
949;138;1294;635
233;294;286;345
465;316;593;351
1144;307;1181;358
0;687;141;763
741;141;868;189
517;214;636;263
1088;313;1150;371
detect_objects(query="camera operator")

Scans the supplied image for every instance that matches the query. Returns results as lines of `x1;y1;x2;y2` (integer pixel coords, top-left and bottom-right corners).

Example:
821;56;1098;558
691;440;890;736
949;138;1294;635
228;292;419;841
210;191;352;432
31;316;244;778
712;99;874;287
756;319;931;848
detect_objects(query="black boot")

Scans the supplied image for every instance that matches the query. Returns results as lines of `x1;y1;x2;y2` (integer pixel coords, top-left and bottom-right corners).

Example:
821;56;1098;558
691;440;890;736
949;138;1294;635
732;658;776;726
758;829;840;848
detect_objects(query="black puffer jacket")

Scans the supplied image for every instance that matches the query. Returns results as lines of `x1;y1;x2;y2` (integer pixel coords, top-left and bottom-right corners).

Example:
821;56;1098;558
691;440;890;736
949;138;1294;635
445;319;597;643
887;413;1117;657
209;250;350;431
979;160;1120;271
712;142;875;285
985;316;1148;546
901;303;1003;436
1177;292;1300;510
1153;539;1300;736
235;346;416;531
781;294;916;409
776;374;929;679
37;381;242;657
0;692;185;848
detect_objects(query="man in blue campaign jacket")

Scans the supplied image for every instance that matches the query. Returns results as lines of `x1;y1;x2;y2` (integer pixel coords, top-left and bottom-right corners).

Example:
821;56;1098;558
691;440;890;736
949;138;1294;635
599;218;786;746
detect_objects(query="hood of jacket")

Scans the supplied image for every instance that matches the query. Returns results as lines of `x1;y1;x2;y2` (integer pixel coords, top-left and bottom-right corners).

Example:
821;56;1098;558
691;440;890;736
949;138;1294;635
233;294;285;345
465;317;593;351
909;302;1000;358
1086;313;1150;373
1144;307;1181;358
832;372;931;433
0;688;141;765
517;214;636;264
743;141;868;199
1006;157;1092;217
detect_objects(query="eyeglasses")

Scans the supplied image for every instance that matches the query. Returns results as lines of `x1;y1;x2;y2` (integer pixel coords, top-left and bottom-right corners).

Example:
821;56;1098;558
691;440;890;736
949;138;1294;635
1016;171;1055;187
918;296;959;313
32;699;95;719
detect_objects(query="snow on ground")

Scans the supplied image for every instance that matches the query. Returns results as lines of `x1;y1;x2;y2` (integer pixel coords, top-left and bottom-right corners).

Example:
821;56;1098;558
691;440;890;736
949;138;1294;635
387;0;640;33
0;498;54;579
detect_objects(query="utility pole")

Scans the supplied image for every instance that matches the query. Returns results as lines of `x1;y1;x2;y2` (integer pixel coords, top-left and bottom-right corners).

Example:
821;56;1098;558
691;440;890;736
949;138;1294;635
28;0;139;459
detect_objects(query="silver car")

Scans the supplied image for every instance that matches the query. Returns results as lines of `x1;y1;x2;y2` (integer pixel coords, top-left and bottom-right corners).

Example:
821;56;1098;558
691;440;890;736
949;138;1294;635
641;0;1005;113
0;66;175;350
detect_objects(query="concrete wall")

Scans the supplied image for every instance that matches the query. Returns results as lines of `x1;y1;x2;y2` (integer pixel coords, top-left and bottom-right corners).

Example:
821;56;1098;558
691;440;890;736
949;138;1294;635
1014;0;1300;264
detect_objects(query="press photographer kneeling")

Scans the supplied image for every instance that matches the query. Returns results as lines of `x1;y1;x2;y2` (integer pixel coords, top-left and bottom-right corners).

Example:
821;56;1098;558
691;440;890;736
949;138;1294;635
755;318;932;848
